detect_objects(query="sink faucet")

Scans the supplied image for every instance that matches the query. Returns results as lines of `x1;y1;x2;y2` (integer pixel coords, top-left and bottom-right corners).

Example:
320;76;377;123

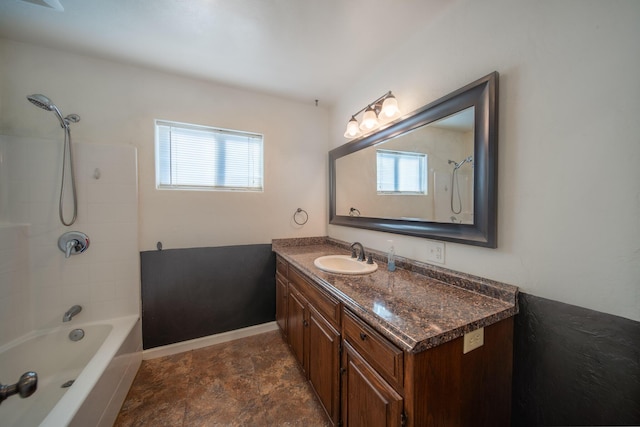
350;242;366;262
63;305;82;322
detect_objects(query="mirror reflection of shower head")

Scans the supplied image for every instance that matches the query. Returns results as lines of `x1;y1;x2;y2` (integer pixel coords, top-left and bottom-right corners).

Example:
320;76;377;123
27;94;80;128
449;156;474;170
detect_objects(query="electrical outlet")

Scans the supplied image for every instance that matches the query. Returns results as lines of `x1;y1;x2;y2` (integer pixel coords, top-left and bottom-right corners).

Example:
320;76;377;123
463;327;484;354
425;241;445;264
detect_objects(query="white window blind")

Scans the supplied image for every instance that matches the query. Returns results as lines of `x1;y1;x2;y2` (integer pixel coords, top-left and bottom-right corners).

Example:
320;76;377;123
376;149;427;194
156;120;264;192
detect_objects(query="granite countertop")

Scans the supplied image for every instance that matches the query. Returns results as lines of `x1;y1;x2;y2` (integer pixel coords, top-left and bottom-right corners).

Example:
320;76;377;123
272;237;518;354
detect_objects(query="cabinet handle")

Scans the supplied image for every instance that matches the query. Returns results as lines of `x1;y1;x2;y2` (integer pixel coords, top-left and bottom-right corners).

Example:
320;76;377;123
359;332;367;341
303;320;309;327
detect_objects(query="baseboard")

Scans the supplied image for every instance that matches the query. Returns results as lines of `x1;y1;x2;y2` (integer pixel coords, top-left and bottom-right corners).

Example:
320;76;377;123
142;321;279;360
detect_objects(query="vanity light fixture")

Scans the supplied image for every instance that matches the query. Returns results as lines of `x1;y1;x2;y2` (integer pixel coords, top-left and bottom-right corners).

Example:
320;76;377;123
343;91;400;139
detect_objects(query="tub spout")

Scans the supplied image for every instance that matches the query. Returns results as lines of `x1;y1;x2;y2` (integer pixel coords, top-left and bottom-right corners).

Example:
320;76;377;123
0;372;38;405
63;305;82;322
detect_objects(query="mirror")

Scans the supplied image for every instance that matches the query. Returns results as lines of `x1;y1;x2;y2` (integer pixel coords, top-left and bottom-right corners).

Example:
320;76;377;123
330;72;498;247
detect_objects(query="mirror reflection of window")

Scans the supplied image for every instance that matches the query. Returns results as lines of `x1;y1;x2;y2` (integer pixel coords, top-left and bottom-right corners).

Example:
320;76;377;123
376;149;427;194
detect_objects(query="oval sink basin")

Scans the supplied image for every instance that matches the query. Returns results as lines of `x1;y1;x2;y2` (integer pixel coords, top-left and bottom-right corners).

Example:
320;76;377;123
314;255;378;275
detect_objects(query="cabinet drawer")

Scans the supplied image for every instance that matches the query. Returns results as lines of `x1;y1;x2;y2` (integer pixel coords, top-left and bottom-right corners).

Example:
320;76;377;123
276;256;288;277
343;309;404;390
289;267;341;327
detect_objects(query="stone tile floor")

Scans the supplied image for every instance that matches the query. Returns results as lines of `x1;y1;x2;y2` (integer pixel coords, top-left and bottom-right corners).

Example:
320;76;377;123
114;330;330;427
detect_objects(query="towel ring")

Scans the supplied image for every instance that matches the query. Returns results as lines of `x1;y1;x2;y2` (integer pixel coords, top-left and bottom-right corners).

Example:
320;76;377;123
294;208;308;225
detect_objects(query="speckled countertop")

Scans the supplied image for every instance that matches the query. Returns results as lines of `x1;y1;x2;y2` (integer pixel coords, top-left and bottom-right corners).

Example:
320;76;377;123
272;237;518;354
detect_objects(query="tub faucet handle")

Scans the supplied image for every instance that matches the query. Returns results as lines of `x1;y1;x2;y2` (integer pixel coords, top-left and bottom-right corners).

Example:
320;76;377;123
0;371;38;405
65;239;78;258
58;231;90;258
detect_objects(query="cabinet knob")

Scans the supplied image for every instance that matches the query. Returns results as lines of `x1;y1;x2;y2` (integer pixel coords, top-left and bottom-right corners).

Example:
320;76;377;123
359;332;367;341
303;320;309;327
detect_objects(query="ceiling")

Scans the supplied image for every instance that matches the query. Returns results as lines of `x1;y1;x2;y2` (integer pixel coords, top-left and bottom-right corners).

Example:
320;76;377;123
0;0;451;105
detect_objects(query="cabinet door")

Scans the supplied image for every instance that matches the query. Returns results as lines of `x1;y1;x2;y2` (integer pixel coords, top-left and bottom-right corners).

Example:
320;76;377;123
287;284;308;375
342;342;403;427
308;305;341;425
275;273;288;335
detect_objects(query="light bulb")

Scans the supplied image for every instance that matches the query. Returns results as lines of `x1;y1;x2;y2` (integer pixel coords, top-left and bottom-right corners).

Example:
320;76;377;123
380;95;399;118
343;117;362;138
359;106;379;131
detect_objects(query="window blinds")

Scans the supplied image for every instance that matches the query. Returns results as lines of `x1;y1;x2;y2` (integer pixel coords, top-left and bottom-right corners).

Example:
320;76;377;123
156;120;264;191
376;149;427;194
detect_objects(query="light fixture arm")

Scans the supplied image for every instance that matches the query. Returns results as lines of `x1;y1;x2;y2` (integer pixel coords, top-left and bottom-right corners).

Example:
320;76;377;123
348;91;392;118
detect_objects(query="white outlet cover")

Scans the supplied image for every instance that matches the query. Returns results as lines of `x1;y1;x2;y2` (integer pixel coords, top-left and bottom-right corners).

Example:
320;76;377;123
425;240;445;264
463;327;484;354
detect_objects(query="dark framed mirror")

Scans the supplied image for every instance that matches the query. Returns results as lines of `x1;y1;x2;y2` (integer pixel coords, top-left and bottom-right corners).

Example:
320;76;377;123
329;72;498;247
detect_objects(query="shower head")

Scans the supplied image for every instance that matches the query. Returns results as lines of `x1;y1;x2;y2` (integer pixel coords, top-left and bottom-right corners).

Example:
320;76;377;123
27;94;55;111
26;94;79;128
450;156;474;170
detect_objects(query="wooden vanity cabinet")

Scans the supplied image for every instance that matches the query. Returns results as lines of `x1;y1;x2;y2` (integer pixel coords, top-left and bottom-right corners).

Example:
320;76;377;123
275;256;514;427
279;259;342;426
275;272;288;336
275;257;289;336
341;309;406;427
287;282;308;373
341;340;404;427
308;305;341;425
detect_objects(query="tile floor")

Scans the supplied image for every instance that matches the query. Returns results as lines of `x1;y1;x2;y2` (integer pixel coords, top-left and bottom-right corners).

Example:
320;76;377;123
114;330;330;426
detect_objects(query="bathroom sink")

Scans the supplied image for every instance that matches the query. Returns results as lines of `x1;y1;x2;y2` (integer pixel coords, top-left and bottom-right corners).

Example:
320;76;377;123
314;255;378;275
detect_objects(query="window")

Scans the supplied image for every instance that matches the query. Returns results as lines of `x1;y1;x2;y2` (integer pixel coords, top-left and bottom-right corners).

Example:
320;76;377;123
376;149;427;194
155;120;263;192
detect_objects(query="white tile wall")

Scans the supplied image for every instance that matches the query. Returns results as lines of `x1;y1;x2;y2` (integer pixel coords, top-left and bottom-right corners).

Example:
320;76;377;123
0;224;32;344
0;135;140;345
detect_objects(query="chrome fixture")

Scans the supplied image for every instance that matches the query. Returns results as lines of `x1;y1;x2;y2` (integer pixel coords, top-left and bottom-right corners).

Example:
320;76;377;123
27;94;80;226
0;372;38;405
343;91;400;139
58;231;90;258
63;305;82;322
350;242;366;262
69;329;85;341
448;156;474;171
448;156;474;214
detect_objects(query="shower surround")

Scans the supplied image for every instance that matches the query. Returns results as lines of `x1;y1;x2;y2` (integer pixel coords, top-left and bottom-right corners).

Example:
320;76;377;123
0;135;140;346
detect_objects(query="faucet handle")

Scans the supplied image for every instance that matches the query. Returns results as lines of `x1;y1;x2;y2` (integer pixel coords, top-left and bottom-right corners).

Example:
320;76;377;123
58;232;90;258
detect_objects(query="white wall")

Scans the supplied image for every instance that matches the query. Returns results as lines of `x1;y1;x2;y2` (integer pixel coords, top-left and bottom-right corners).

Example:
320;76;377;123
329;0;640;321
0;39;329;251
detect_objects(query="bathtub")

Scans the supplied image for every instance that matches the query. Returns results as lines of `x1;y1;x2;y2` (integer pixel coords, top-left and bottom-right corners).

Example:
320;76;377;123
0;315;141;427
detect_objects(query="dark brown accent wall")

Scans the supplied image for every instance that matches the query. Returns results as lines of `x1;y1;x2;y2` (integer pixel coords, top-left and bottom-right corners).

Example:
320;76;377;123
512;293;640;426
140;244;275;349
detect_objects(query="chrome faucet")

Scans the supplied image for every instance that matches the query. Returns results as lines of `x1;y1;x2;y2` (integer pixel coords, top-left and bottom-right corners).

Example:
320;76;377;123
63;305;82;322
350;242;366;262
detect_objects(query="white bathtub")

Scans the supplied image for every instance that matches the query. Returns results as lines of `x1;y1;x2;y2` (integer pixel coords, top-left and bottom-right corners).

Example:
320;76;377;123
0;315;141;427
